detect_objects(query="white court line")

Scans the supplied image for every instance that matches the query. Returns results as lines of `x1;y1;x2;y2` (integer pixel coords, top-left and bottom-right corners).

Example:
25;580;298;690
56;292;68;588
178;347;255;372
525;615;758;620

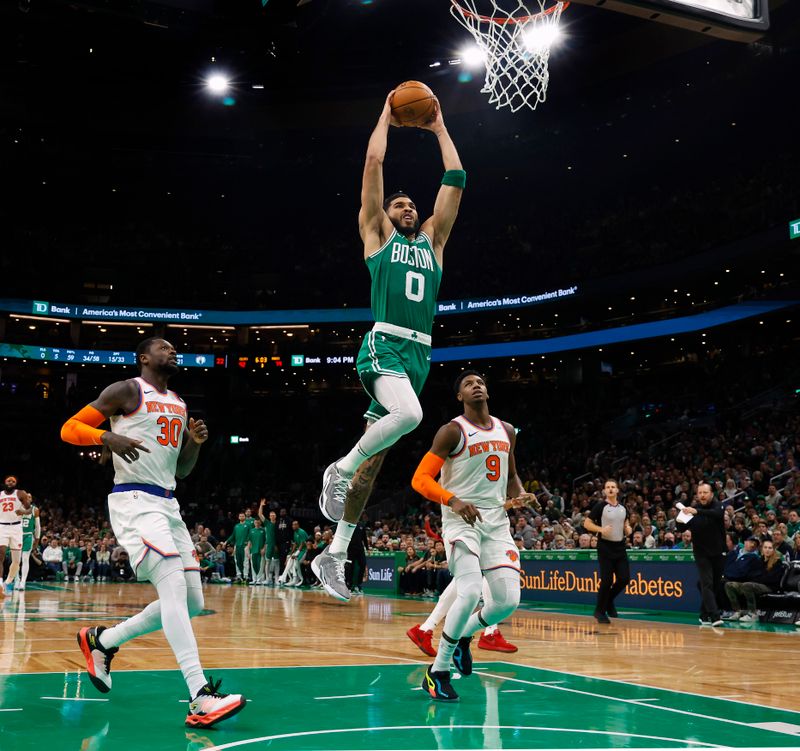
499;660;800;716
40;696;109;702
501;689;526;693
482;670;800;738
0;708;23;712
629;698;661;703
314;693;373;700
202;724;726;751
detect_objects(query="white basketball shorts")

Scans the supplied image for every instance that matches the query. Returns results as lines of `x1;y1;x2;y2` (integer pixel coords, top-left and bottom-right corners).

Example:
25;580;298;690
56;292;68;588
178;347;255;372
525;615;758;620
441;504;521;574
0;523;23;551
107;489;199;582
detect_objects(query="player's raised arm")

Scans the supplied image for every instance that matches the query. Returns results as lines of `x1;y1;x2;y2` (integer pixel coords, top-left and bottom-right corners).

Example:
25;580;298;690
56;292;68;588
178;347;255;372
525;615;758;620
359;92;398;256
411;422;482;526
419;100;465;266
60;380;151;464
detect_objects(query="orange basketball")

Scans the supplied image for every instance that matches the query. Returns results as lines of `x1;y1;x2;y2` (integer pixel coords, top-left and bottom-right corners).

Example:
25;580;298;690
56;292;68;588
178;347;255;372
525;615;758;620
390;81;436;126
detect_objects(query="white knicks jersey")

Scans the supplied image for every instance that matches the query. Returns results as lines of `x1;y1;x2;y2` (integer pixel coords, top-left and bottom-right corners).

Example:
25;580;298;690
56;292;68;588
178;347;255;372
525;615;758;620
0;490;24;523
109;377;187;491
440;415;512;509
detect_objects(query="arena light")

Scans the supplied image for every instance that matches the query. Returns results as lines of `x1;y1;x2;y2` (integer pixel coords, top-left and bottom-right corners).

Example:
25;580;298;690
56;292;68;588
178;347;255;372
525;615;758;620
459;45;487;69
205;74;230;94
523;23;562;52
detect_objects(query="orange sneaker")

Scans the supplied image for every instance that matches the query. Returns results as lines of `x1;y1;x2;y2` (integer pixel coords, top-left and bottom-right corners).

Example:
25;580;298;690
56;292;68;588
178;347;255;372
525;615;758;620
478;629;518;653
406;624;437;657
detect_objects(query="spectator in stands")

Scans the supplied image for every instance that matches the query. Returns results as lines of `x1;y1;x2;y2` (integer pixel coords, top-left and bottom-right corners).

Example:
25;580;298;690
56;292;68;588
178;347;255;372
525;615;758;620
787;510;800;538
95;543;111;581
514;516;536;549
43;539;63;578
82;542;97;582
678;530;693;550
111;550;135;582
772;528;792;559
399;545;426;595
725;540;786;623
641;523;656;549
63;538;83;582
630;531;646;550
578;533;592;549
660;532;676;549
424;540;450;596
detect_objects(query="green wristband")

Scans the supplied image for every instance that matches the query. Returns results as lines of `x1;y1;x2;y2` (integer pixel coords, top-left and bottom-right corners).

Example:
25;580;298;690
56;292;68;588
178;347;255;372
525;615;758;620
441;169;467;189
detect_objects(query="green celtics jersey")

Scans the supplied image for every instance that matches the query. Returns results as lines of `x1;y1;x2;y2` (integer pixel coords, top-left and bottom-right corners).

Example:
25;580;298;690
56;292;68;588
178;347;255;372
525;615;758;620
367;228;441;336
227;522;250;548
21;505;36;537
263;520;277;557
293;527;309;548
248;526;267;552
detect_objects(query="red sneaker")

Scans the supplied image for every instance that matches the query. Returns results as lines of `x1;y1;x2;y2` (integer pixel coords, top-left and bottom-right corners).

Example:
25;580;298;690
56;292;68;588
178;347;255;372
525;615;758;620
406;624;437;657
478;629;518;653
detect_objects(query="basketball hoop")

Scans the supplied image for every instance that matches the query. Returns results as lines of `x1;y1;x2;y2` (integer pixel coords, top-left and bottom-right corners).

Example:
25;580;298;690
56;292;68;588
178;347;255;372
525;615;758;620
450;0;568;113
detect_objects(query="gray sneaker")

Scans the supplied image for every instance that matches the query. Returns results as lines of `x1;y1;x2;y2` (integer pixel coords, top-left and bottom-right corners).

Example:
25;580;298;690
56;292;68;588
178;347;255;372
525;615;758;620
319;460;351;522
311;549;351;602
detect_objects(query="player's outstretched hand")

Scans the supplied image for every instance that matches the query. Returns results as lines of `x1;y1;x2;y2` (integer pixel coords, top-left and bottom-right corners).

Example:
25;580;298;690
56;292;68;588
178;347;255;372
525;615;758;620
449;498;482;526
383;90;401;127
417;97;445;135
101;432;151;464
188;418;209;445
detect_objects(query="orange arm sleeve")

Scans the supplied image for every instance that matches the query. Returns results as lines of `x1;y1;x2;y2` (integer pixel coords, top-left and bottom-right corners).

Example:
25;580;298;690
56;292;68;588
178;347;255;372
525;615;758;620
60;405;107;446
411;452;454;507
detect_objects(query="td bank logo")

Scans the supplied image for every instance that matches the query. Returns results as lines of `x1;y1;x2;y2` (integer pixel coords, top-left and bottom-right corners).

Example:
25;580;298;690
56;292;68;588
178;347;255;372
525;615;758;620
32;301;49;315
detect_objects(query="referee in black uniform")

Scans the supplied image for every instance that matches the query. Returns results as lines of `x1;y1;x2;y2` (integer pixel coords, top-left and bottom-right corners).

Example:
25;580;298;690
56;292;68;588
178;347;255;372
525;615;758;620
676;482;725;627
584;479;632;624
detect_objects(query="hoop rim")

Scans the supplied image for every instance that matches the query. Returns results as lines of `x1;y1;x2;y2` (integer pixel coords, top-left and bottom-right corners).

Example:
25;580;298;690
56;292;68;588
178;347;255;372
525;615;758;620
450;0;569;25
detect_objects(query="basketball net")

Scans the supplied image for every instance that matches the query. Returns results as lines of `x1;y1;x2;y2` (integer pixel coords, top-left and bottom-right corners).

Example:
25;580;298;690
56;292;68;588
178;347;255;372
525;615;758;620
450;0;568;113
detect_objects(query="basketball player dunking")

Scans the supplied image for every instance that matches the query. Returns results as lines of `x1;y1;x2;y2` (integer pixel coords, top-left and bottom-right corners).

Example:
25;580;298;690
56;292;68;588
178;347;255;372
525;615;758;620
60;338;246;727
411;370;535;701
0;475;32;597
314;90;466;601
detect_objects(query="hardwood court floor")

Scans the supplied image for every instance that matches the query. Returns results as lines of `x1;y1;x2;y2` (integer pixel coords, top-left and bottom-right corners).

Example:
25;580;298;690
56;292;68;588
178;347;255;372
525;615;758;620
2;582;800;750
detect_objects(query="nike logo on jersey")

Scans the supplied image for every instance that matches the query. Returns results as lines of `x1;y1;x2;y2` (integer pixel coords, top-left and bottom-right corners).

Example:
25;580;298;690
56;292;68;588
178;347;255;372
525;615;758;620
468;431;478;437
144;390;154;394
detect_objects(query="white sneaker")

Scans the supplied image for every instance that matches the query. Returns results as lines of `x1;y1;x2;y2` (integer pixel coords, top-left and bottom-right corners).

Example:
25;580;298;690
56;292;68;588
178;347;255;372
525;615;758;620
739;612;756;623
318;460;351;522
725;612;741;621
185;677;246;728
311;549;351;602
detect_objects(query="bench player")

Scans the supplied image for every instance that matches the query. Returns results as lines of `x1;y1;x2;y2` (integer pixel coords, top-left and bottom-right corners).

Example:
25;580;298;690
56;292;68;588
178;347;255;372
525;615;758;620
411;370;534;701
61;337;246;727
0;475;32;596
314;89;466;601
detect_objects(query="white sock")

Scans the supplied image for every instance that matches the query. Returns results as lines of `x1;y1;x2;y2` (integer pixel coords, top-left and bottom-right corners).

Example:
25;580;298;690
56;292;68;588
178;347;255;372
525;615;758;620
329;522;356;556
421;578;458;632
432;572;482;673
483;624;498;636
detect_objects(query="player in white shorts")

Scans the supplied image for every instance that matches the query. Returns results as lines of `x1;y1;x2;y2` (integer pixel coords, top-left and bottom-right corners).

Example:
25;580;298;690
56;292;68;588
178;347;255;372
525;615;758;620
60;337;246;727
411;369;535;701
0;475;32;597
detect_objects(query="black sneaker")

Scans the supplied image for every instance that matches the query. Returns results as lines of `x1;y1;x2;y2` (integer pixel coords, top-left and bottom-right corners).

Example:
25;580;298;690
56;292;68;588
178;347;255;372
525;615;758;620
606;604;619;618
186;677;247;728
452;637;473;676
594;612;611;624
76;626;118;693
422;666;459;702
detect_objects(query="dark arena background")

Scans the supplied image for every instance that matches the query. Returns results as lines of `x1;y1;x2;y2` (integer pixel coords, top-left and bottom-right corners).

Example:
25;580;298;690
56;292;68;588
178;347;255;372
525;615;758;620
1;0;799;749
